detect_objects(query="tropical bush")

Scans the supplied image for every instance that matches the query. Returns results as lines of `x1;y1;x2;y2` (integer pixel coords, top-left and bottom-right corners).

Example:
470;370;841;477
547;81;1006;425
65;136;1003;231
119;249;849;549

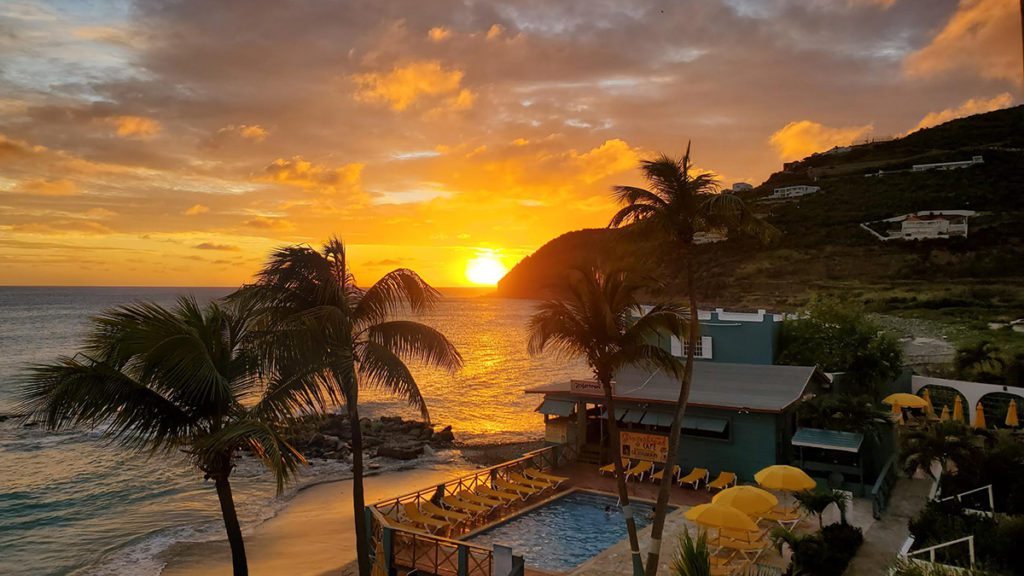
797;393;889;439
670;529;711;576
939;430;1024;514
771;522;862;576
777;299;903;396
907;500;1024;575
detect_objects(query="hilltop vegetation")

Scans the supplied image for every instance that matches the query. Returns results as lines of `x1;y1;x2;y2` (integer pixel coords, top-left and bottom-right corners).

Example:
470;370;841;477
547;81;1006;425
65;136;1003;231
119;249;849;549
496;106;1024;337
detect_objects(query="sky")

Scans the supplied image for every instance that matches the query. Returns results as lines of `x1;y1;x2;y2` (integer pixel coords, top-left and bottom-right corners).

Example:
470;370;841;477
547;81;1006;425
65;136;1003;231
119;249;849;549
0;0;1021;287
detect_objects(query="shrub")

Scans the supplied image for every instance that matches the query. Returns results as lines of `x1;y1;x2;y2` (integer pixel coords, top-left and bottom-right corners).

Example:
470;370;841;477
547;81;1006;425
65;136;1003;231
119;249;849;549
780;523;862;576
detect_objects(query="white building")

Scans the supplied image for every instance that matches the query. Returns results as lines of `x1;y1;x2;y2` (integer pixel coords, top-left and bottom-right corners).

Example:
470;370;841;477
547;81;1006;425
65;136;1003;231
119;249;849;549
693;230;727;244
863;210;976;241
911;156;984;172
731;182;753;193
769;185;821;199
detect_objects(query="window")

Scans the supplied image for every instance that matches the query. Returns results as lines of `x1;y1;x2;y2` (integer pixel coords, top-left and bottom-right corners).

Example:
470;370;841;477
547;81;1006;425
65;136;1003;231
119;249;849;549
670;336;713;359
681;416;730;441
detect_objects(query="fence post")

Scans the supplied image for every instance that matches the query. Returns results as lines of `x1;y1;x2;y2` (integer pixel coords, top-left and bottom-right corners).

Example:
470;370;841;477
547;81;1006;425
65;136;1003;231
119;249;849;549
968;536;975;567
382;527;394;575
458;544;469;576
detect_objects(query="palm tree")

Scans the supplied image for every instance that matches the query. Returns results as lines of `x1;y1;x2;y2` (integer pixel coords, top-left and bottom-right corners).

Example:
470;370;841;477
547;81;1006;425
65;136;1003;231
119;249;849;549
18;297;306;576
794;488;848;529
609;143;778;576
899;421;983;478
235;237;463;576
670;529;711;576
528;266;685;576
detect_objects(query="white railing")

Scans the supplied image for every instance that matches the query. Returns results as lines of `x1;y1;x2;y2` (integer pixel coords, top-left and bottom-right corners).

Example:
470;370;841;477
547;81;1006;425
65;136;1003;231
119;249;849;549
936;484;995;517
905;535;975;567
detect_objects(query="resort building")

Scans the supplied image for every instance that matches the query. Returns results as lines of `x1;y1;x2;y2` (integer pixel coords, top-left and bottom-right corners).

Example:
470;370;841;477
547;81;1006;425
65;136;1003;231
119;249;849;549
861;210;976;241
768;185;821;199
640;307;784;364
911;155;983;172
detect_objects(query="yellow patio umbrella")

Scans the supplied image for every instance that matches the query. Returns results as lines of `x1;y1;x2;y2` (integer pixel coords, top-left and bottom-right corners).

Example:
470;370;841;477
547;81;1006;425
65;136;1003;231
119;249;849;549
684;502;759;532
953;396;964;422
940;405;950;422
754;465;816;492
921;389;935;418
1007;400;1019;428
974;402;987;430
882;393;929;409
712;485;779;515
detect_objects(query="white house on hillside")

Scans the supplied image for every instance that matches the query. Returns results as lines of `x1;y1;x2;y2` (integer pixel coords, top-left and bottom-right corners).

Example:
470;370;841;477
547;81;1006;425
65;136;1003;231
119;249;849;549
911;156;984;172
769;185;821;199
862;210;977;241
731;182;753;193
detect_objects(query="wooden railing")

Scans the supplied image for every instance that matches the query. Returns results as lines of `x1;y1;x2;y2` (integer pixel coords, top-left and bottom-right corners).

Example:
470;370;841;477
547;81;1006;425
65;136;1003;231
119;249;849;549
365;444;566;576
871;454;898;519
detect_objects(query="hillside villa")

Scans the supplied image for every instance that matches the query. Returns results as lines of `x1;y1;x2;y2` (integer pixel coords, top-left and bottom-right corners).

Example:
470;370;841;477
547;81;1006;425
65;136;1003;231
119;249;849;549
861;210;976;241
911;155;984;172
768;184;821;199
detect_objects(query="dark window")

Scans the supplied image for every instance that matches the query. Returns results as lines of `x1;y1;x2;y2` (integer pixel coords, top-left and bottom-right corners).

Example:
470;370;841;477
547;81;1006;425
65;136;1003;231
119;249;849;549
681;417;730;441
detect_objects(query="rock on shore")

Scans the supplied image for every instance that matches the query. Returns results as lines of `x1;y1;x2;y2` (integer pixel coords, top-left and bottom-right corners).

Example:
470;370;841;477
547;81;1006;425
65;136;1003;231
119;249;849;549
286;414;455;462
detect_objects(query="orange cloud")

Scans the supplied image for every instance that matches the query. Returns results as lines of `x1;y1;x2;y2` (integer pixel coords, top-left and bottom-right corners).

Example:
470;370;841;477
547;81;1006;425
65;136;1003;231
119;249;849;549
0;133;46;158
194;242;241;251
13;220;115;235
244;216;294;230
262;157;364;195
907;93;1014;133
13;178;79;196
574;139;640;183
238;125;268;141
352;60;474;111
769;120;874;161
108;115;162;138
486;24;504;40
184;203;209;215
427;27;450;42
904;0;1021;83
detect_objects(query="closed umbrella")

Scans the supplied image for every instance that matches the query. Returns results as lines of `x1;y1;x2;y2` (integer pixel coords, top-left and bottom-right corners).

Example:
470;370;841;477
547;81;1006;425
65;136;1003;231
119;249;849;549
940;405;950;422
975;402;987;430
684;503;759;532
754;465;816;492
712;486;778;515
953;396;964;422
1007;400;1019;428
921;389;935;418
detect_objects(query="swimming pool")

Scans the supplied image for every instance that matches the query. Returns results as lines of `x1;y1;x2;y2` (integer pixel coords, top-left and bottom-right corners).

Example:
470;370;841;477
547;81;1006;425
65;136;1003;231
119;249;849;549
464;491;659;573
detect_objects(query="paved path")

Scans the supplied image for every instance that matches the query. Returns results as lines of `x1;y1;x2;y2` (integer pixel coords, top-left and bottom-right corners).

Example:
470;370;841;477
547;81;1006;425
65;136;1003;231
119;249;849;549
844;478;933;576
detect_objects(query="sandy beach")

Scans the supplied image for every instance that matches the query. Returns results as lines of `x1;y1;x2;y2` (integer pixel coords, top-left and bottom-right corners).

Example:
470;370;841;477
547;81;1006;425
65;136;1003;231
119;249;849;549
159;441;543;576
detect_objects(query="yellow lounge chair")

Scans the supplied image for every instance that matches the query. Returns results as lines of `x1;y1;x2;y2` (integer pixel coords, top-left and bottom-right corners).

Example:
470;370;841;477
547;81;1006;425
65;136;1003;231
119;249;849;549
759;505;803;529
509;472;551;491
716;528;769;561
624;460;654;482
384;517;430;534
443;495;489;516
524;468;569;487
421;501;469;525
402;502;449;533
495;477;543;498
651;465;680;484
678;467;709;489
475;485;521;503
458;490;505;509
707;471;737;492
599;458;630;476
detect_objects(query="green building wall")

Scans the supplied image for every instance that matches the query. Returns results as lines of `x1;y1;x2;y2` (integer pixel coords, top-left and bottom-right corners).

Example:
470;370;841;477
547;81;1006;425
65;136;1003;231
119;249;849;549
651;310;781;366
675;406;781;482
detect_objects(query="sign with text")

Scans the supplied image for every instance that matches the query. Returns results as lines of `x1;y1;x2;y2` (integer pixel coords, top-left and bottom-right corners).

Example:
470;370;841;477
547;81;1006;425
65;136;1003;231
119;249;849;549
620;431;669;463
569;379;604;396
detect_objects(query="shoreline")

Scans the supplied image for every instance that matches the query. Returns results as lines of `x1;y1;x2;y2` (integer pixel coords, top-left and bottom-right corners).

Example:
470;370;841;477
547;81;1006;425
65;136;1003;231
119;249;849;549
154;439;543;576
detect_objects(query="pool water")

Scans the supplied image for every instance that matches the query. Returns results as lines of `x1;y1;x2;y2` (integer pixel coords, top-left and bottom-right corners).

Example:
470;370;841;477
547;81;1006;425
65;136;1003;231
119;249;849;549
464;491;659;572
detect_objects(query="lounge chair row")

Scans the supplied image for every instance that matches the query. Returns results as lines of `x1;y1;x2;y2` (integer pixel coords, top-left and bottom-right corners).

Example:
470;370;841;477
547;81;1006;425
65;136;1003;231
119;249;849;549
599;460;737;492
389;467;569;535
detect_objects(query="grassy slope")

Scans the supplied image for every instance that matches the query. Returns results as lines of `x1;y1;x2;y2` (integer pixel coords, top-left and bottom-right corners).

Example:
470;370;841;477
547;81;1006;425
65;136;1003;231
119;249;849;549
496;105;1024;349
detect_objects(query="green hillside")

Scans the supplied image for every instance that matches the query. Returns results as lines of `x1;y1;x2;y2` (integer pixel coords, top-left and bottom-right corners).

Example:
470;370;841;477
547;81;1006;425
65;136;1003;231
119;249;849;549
496;105;1024;330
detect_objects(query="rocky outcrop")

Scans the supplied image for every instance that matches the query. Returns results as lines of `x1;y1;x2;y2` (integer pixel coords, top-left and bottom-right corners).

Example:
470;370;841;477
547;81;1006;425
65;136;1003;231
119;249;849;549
286;414;455;463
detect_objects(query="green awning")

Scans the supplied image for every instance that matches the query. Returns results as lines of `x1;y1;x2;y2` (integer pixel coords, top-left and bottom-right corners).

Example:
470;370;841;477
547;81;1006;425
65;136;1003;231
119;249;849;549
640;411;675;427
599;408;630;421
791;427;864;454
621;410;645;424
536;399;576;417
682;416;728;433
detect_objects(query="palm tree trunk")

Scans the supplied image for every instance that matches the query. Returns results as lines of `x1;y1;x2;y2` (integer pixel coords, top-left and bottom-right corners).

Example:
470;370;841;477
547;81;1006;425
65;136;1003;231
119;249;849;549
348;397;371;576
213;469;248;576
600;375;645;576
643;255;698;576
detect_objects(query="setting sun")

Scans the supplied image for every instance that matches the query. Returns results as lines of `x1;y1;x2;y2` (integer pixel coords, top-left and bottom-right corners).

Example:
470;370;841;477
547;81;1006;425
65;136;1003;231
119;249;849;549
465;253;508;285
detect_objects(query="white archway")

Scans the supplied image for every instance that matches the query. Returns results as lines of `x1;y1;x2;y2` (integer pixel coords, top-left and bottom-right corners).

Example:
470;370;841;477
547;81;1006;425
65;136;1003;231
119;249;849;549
912;375;1024;426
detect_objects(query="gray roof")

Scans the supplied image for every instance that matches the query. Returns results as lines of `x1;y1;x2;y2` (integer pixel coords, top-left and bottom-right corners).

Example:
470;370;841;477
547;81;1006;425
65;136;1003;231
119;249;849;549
791;427;864;453
526;362;821;413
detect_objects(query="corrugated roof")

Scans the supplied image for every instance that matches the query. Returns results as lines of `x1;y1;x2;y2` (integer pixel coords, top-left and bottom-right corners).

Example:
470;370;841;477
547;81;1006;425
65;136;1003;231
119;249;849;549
791;427;864;453
527;362;820;413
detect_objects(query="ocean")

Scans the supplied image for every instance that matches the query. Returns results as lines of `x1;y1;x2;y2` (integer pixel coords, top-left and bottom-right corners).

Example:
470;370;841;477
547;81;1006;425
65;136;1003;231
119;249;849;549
0;287;583;576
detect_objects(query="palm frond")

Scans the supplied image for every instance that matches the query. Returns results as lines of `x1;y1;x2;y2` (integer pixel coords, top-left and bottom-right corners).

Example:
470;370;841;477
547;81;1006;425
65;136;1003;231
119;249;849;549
365;321;463;372
198;418;306;494
356;341;430;420
354;268;441;328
